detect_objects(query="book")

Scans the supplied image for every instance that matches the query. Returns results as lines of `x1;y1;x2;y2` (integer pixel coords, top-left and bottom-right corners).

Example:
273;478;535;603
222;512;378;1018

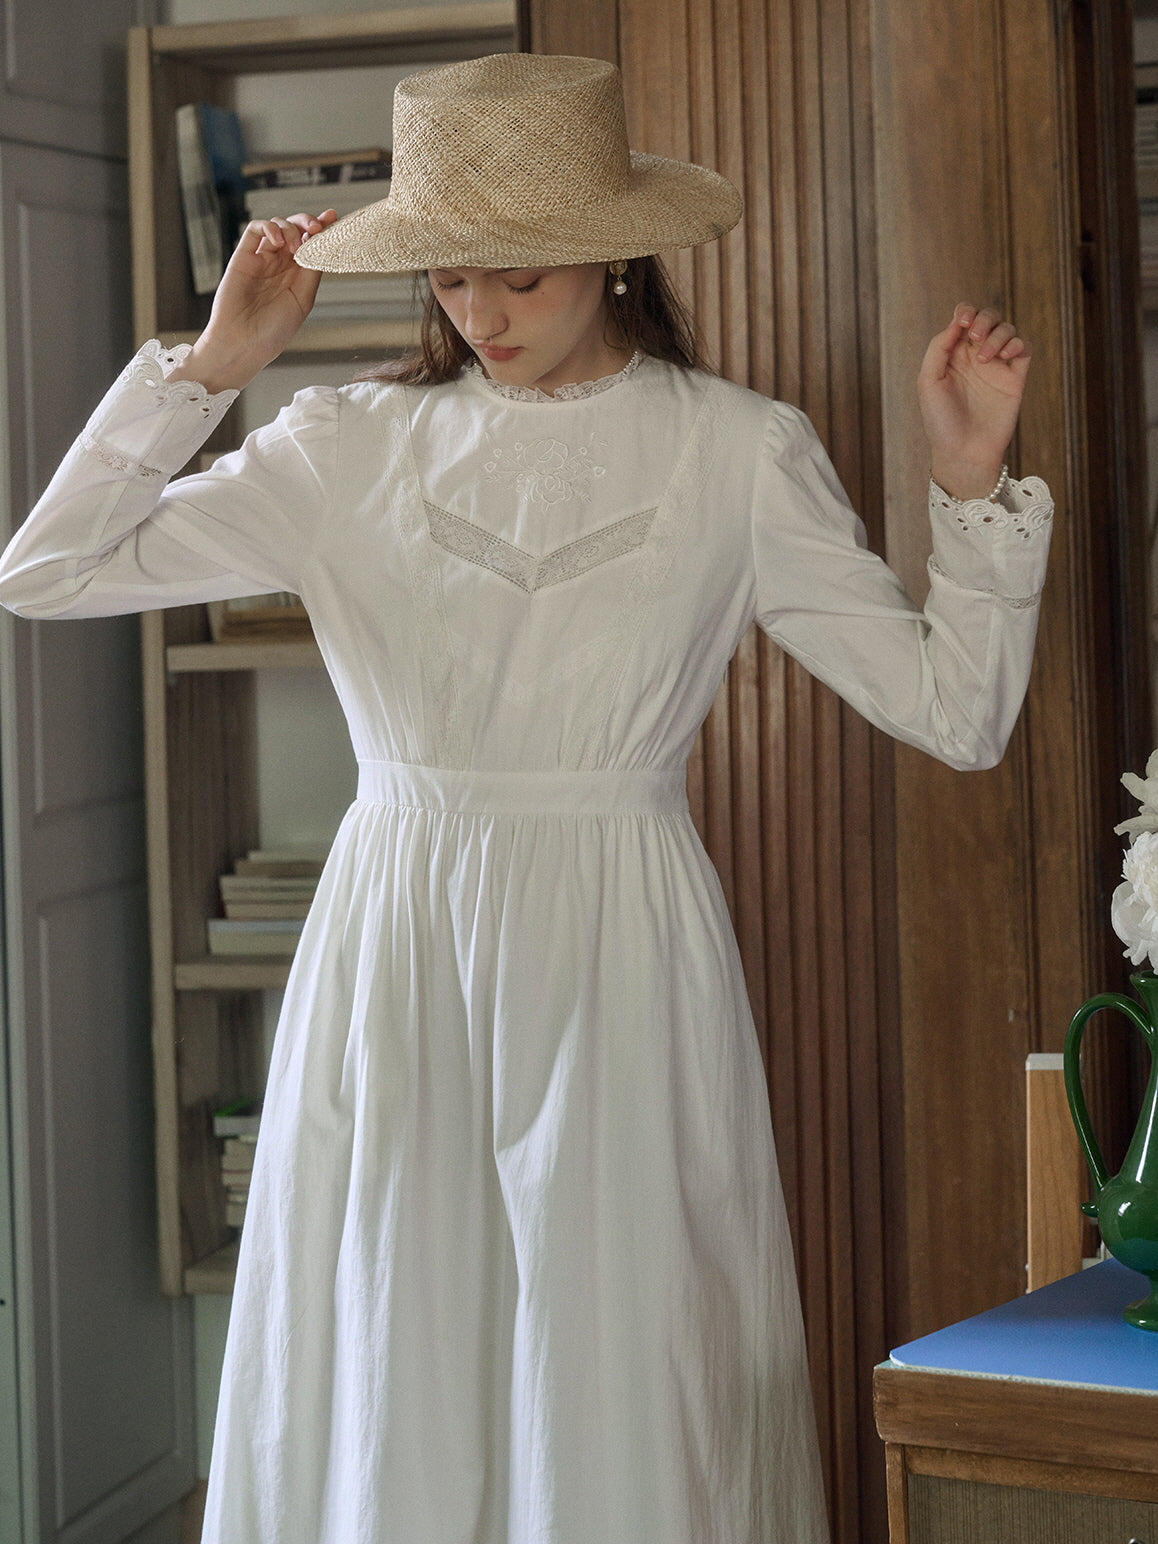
244;846;330;864
222;1135;257;1167
175;103;248;295
246;156;392;191
244;182;388;223
309;272;420;324
219;877;319;898
207;919;304;956
213;1098;262;1137
224;900;314;921
231;853;326;879
175;103;224;294
198;103;249;252
207;592;313;643
243;146;390;182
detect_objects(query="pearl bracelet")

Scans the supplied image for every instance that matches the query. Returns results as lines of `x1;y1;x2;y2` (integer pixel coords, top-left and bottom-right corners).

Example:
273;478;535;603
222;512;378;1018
930;464;1010;506
987;464;1010;503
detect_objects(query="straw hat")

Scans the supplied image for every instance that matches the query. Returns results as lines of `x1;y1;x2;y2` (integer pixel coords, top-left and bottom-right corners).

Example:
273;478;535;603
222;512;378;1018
294;52;743;274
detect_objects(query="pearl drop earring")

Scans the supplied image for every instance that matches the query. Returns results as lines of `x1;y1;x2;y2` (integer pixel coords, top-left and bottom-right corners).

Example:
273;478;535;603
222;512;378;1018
610;260;628;296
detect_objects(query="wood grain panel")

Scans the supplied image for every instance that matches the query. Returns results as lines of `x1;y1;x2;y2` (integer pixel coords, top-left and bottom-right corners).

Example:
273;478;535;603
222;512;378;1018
872;0;1150;1343
874;1365;1158;1475
1025;1059;1085;1290
615;0;894;1536
527;0;1148;1537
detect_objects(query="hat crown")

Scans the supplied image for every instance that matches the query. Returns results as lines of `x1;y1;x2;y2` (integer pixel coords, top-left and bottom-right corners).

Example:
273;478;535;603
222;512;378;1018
390;54;632;227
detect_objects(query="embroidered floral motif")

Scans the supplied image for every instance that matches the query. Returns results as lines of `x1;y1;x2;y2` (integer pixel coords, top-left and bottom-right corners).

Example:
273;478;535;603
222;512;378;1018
425;502;656;592
466;350;642;403
482;435;607;508
80;432;165;480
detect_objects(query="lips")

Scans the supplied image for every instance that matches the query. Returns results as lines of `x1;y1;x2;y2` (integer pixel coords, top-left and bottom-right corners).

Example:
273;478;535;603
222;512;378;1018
478;345;522;362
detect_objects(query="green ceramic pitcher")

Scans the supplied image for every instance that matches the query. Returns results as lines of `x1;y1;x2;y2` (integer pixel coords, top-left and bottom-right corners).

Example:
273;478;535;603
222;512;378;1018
1064;970;1158;1331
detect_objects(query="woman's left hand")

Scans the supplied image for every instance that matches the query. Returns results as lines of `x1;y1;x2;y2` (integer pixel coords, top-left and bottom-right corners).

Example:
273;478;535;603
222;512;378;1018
917;303;1033;501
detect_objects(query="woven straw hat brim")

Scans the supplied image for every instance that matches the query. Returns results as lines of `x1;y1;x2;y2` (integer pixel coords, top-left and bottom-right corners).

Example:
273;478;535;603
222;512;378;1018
294;150;743;274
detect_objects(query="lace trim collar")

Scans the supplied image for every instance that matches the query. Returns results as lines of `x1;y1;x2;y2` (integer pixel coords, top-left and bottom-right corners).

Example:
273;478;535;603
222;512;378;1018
465;351;643;403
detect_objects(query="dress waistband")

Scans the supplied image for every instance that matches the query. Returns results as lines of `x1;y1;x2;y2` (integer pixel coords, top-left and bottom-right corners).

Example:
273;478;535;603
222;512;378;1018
355;761;688;816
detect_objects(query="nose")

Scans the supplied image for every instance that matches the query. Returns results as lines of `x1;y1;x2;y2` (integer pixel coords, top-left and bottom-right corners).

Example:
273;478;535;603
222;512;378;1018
464;285;508;342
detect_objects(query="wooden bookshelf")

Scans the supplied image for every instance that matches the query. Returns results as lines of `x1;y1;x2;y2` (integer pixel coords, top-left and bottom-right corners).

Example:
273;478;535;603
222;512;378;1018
174;957;295;992
166;640;325;673
157;320;421;356
132;3;517;1297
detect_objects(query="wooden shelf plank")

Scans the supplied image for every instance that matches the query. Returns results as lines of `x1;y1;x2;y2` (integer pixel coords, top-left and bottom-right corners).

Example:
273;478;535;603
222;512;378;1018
167;640;324;672
147;3;516;70
175;956;293;991
158;320;419;354
184;1238;239;1295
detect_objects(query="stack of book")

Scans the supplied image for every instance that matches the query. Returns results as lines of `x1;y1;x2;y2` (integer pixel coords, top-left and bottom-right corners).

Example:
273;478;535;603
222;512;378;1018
243;146;392;223
243;147;418;323
212;1099;261;1231
309;272;421;325
207;591;314;643
207;848;326;957
220;1135;257;1228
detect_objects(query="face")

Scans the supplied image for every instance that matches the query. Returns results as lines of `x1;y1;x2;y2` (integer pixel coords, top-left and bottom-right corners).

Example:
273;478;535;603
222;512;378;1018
427;263;629;395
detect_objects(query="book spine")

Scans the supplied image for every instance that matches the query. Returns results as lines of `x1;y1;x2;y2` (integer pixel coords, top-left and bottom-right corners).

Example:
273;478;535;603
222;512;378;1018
175;103;224;295
246;161;392;189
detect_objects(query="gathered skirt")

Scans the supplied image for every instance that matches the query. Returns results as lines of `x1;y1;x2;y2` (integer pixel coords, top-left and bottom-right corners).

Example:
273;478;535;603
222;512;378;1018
201;763;829;1544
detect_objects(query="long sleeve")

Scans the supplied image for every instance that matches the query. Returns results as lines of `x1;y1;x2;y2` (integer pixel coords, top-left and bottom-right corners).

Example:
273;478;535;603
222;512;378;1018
751;402;1053;771
0;340;339;619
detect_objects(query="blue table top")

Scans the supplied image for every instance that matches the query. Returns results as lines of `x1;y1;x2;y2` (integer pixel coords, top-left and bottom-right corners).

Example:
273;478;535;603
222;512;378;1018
887;1260;1158;1393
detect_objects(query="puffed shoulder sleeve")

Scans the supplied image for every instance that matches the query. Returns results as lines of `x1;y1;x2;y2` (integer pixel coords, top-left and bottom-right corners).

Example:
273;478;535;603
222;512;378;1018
751;401;1053;770
0;340;340;618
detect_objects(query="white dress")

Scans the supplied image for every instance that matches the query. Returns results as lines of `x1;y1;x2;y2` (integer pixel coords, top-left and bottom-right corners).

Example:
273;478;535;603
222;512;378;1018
0;342;1053;1544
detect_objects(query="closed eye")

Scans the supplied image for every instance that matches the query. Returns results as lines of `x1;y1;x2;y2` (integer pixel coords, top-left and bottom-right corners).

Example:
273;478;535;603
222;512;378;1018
506;278;540;293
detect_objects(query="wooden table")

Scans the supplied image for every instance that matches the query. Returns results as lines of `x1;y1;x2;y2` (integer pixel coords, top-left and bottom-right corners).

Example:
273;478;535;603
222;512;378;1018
874;1261;1158;1542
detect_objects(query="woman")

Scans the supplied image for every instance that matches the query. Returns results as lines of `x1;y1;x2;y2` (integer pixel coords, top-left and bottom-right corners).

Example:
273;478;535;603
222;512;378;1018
0;52;1049;1544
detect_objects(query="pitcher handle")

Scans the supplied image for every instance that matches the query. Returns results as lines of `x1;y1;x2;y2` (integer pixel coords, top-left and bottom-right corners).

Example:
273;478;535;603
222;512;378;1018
1064;990;1152;1214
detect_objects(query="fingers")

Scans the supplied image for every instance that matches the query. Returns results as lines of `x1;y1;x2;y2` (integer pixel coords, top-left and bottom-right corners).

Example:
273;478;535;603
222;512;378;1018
950;302;1031;364
249;210;339;256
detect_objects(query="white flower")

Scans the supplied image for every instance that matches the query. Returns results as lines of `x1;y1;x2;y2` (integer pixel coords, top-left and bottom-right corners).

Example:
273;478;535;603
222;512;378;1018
1115;749;1158;836
1112;829;1158;967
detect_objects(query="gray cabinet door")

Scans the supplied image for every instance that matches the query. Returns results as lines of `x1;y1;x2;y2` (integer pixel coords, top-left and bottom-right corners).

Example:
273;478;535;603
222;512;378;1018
0;136;195;1544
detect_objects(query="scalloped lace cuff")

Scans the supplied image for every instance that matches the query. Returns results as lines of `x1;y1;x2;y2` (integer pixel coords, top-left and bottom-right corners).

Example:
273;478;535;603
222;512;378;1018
121;339;238;415
76;340;240;481
930;473;1053;539
926;472;1052;606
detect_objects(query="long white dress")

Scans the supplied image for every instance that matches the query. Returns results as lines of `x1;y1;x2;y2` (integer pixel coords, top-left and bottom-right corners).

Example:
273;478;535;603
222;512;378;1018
0;342;1052;1544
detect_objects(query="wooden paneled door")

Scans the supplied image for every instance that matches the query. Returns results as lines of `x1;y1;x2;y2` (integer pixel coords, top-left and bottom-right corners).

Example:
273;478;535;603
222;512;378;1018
522;1;1150;1540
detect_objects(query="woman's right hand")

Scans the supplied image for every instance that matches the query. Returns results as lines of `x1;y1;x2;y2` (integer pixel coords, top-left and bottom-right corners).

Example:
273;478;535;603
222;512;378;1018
168;210;340;394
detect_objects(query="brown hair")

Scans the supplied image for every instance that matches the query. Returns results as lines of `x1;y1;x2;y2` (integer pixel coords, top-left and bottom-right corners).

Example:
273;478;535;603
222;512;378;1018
355;257;708;384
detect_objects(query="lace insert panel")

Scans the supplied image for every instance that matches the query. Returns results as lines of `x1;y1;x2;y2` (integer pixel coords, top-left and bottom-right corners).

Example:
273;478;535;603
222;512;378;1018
80;432;165;480
425;503;657;593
